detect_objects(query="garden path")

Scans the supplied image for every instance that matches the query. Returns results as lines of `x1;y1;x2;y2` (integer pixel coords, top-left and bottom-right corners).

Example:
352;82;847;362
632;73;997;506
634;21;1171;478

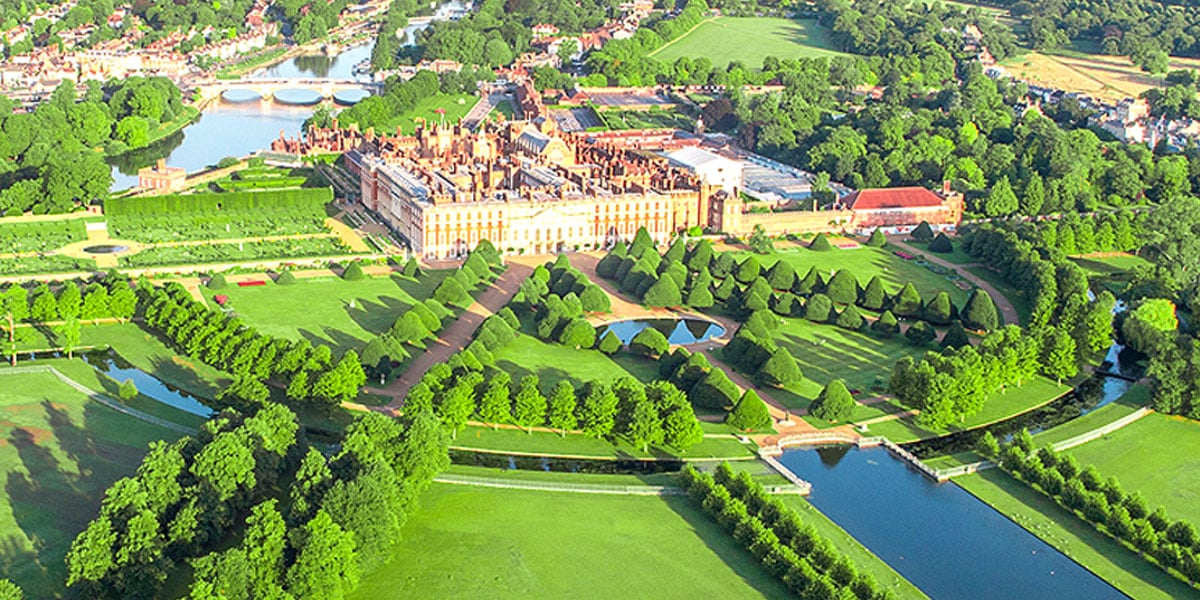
377;261;534;409
889;238;1019;326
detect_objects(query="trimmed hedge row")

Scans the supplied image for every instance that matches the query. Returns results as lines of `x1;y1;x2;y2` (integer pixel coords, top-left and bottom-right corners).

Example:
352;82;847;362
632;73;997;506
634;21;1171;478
105;187;333;216
682;464;897;600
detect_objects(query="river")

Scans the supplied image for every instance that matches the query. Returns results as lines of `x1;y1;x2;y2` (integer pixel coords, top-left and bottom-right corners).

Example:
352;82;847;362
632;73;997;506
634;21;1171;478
109;0;466;191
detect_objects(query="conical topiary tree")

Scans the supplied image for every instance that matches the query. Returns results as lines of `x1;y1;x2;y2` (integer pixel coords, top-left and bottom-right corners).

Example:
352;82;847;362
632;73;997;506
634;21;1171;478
726;389;772;431
808;233;833;251
961;288;1000;331
765;260;797;290
804;293;834;323
342;261;365;281
892;283;923;317
905;320;937;346
866;228;887;247
871;310;900;337
597;330;622;354
794;267;824;295
643;276;682;308
923;291;954;325
911;221;934;241
756;348;803;386
276;270;297;285
940;320;971;349
929;232;954;253
810;379;855;422
207;273;227;289
825;270;859;305
735;255;762;283
860;275;887;310
836;305;864;330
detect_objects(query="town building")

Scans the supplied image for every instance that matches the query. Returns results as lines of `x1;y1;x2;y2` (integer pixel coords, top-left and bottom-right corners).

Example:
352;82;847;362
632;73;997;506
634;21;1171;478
138;159;187;192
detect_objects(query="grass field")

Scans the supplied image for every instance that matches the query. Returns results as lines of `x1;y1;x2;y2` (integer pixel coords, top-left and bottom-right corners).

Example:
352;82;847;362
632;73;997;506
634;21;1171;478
956;469;1199;600
998;47;1200;104
0;367;186;598
352;482;923;600
454;421;756;460
770;316;926;398
84;323;229;399
383;93;475;134
743;246;971;308
490;327;660;391
1032;384;1151;447
1065;413;1200;524
212;272;452;349
599;108;696;131
650;17;848;69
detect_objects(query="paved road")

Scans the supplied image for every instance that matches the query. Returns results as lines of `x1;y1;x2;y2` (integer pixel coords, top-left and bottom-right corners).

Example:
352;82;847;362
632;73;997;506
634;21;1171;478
889;238;1021;327
380;261;533;409
462;93;505;130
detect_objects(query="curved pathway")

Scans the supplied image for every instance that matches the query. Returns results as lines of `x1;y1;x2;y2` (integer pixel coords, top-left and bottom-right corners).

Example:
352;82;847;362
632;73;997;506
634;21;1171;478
889;238;1020;326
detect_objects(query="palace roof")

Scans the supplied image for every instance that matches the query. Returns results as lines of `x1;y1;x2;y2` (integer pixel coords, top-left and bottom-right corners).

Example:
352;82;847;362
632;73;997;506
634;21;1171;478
843;187;944;211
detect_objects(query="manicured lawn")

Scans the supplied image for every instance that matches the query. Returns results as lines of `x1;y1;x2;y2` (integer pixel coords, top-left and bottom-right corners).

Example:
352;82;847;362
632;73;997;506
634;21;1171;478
442;463;683;487
1073;253;1153;276
490;330;659;390
770;316;926;397
1065;413;1200;525
352;483;793;599
743;246;970;307
383;93;476;134
453;423;757;460
84;323;229;399
212;272;452;349
599;108;696;131
956;469;1198;600
1033;384;1151;447
651;17;848;69
899;238;977;266
0;367;186;598
966;265;1031;325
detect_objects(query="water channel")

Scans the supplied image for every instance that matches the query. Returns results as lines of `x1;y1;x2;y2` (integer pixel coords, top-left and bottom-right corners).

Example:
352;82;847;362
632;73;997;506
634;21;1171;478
83;352;216;418
108;0;466;190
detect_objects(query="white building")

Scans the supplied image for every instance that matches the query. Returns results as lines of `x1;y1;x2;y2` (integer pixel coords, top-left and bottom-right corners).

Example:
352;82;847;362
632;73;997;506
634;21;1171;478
663;146;742;193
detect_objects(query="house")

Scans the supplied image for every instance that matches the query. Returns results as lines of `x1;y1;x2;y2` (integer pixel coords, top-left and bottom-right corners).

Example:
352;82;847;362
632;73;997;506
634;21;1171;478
839;185;963;232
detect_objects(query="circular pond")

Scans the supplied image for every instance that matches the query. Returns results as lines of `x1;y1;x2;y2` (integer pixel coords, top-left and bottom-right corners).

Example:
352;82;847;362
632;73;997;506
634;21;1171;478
597;318;725;346
82;244;129;254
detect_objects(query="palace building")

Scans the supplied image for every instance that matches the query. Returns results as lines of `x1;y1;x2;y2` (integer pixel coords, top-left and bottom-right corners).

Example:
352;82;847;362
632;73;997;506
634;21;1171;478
275;115;962;258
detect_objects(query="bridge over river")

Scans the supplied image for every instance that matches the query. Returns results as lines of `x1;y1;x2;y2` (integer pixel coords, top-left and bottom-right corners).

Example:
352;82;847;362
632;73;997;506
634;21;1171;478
195;78;383;105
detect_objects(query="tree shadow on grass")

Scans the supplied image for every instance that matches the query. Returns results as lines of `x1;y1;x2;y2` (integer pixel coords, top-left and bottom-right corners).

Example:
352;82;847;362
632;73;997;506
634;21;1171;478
345;295;413;338
4;401;154;598
655;493;793;598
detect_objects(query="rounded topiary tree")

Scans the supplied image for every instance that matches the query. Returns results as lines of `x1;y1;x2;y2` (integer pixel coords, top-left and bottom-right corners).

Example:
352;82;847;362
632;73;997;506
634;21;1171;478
871;310;900;337
905;320;937;346
929;232;954;253
756;348;803;386
961;288;999;331
804;293;833;323
810;379;854;422
643;276;682;308
836;305;864;331
342;262;365;281
597;330;622;355
580;284;611;313
726;389;772;431
464;252;490;280
866;228;887;247
910;221;934;242
940;320;970;349
808;233;833;251
276;270;297;285
207;273;227;290
629;327;670;357
433;276;469;305
559;318;597;349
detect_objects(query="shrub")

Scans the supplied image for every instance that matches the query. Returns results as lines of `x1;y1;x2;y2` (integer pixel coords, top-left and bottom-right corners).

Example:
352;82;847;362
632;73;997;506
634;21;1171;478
866;228;887;247
804;293;833;322
923;291;954;325
911;221;934;241
824;270;859;305
929;232;954;253
580;284;611;312
643;276;682;308
464;252;490;280
276;270;297;285
433;277;469;304
808;233;833;251
891;283;923;317
630;327;670;357
726;389;772;430
940;320;971;349
835;305;864;331
735;256;762;283
690;369;740;409
207;273;227;289
810;379;854;422
961;289;999;331
118;379;138;401
756;348;803;386
402;258;421;278
871;310;900;337
686;282;715;308
765;261;796;290
860;275;886;310
342;261;365;281
905;320;937;345
597;330;622;354
559;318;597;349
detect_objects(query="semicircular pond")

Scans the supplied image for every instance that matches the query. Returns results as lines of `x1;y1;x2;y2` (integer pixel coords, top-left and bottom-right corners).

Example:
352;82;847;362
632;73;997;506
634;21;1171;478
597;318;725;346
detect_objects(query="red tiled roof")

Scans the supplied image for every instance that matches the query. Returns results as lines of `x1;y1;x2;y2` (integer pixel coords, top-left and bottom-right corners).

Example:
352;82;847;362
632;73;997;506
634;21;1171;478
844;187;944;210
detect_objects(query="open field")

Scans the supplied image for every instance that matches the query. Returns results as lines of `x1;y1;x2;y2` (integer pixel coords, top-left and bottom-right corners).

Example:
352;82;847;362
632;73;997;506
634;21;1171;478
998;48;1200;104
651;17;848;69
383;93;475;134
490;323;660;390
770;316;926;398
354;482;835;599
213;272;452;348
743;246;971;307
1065;413;1200;524
453;421;756;460
956;469;1198;600
0;367;187;598
1032;384;1151;446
